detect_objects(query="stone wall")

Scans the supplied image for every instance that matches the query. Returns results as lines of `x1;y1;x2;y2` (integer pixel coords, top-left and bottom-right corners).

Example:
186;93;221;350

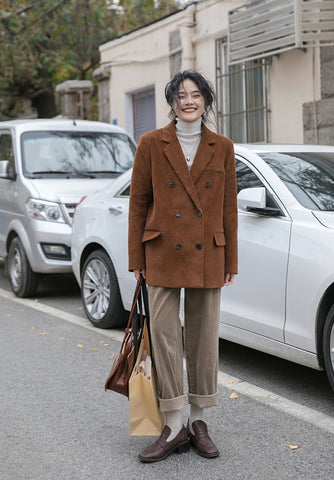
93;65;111;123
303;47;334;145
55;80;93;119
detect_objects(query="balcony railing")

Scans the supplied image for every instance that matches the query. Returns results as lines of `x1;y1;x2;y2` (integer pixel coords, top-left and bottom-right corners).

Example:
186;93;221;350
228;0;334;64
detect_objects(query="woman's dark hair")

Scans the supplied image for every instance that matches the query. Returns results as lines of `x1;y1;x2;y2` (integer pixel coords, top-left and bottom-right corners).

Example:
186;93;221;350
165;70;216;123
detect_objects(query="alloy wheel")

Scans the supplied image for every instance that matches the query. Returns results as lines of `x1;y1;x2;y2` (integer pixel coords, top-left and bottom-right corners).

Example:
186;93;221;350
82;258;111;320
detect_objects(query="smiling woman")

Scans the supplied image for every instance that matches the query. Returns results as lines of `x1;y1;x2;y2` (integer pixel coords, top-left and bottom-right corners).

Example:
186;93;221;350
128;70;238;462
165;71;215;124
172;79;205;123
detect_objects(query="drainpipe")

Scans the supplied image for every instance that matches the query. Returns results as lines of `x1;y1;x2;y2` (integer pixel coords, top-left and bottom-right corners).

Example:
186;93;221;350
180;3;196;70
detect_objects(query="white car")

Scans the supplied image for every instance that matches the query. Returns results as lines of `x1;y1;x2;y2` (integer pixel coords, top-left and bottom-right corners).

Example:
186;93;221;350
0;119;135;297
71;144;334;391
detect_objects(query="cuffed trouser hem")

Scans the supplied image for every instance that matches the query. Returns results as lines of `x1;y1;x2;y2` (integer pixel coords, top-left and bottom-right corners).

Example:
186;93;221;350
188;392;218;409
158;395;187;413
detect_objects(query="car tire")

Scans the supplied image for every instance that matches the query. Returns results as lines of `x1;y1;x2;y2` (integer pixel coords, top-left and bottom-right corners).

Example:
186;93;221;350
8;236;39;297
323;304;334;392
81;249;126;328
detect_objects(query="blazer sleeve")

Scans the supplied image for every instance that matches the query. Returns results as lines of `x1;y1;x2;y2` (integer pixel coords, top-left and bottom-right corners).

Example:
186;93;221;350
128;135;153;272
223;141;238;274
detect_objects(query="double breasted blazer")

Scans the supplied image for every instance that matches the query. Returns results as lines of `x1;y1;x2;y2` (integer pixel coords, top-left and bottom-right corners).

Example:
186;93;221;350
128;122;238;288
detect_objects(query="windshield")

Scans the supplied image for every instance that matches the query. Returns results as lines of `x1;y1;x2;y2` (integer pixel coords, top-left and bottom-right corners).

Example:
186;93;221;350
21;131;135;177
259;152;334;211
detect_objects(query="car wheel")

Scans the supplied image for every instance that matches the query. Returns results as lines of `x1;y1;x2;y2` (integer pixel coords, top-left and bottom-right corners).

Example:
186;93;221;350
81;249;126;328
8;236;39;297
323;305;334;392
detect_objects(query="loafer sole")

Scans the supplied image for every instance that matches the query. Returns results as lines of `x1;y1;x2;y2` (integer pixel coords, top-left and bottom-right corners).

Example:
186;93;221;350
138;440;190;463
189;435;219;458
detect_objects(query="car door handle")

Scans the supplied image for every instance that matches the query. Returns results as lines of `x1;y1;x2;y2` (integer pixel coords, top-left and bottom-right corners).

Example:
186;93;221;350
108;206;123;216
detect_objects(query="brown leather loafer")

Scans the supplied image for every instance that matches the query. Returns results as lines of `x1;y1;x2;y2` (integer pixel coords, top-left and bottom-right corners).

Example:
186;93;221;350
138;425;190;463
187;420;219;458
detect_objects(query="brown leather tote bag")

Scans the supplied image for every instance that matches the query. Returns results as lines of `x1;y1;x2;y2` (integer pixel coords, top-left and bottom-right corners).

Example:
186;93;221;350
104;276;145;397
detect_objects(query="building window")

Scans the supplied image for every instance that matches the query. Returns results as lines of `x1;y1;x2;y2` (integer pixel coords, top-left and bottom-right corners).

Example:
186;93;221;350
216;38;270;143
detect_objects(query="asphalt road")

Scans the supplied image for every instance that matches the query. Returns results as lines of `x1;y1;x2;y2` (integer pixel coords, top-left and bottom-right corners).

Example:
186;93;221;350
1;264;334;480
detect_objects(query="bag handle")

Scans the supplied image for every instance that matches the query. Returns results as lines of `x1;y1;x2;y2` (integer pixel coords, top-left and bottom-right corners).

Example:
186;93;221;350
140;276;155;365
126;275;145;361
126;275;143;330
133;285;144;359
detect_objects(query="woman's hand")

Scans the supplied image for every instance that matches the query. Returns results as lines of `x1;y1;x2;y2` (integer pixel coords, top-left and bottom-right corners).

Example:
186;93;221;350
224;273;235;286
134;269;146;281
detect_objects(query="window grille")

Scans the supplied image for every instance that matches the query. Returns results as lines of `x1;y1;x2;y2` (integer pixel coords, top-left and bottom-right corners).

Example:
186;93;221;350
216;38;270;143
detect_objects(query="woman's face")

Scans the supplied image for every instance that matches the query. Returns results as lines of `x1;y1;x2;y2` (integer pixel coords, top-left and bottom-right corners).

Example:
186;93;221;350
172;78;205;123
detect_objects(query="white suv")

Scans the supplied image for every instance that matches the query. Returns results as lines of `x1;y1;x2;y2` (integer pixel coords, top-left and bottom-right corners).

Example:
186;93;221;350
0;119;135;297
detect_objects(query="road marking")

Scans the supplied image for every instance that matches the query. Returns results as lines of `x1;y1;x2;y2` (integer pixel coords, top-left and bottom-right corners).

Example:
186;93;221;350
2;287;334;435
216;370;334;435
0;287;125;342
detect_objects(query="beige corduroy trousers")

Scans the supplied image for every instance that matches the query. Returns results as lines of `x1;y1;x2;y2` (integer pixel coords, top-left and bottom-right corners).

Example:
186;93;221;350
148;286;221;413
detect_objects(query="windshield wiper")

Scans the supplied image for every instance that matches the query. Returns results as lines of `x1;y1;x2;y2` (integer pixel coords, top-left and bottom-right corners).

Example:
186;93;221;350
71;168;96;178
85;170;124;174
31;169;96;178
31;170;69;174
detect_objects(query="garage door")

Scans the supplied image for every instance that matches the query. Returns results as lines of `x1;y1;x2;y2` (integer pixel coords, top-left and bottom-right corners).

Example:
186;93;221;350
133;88;156;142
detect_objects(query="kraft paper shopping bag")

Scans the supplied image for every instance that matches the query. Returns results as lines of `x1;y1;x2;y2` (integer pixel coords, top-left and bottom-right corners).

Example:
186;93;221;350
129;320;164;436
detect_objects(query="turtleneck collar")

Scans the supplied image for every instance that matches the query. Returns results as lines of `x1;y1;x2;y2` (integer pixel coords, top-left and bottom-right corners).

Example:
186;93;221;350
175;117;202;136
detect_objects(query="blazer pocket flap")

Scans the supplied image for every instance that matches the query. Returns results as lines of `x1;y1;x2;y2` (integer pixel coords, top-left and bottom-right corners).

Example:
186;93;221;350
214;232;226;246
142;230;162;243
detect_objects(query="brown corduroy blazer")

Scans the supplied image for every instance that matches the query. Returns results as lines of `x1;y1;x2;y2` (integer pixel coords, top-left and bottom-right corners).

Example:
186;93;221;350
128;122;238;288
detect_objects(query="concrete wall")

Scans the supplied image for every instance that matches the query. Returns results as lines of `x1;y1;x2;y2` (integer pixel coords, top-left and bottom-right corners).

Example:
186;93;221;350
303;46;334;145
270;48;321;143
99;9;187;134
193;0;237;80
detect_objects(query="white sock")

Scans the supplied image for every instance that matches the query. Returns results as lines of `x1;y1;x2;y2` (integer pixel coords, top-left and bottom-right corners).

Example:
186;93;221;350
189;405;204;434
165;410;183;441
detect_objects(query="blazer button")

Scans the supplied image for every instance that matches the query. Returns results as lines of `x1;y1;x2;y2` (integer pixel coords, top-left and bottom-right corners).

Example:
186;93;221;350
196;244;202;250
169;182;175;188
206;181;212;188
197;211;202;217
176;244;182;250
176;212;181;218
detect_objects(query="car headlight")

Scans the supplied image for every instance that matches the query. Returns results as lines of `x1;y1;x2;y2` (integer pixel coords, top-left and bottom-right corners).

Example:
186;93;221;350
26;198;65;223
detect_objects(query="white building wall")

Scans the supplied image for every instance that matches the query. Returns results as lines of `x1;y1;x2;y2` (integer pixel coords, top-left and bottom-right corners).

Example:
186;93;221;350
194;0;238;78
100;9;187;134
270;48;321;143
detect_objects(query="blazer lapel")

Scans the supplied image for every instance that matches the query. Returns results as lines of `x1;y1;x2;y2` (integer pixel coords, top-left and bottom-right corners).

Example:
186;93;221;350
162;123;202;211
190;125;216;185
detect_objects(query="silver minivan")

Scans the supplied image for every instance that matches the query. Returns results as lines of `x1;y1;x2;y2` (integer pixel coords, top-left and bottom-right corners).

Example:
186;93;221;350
0;119;135;297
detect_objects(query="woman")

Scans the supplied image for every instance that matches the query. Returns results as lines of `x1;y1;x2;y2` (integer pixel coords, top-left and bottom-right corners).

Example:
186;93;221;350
128;70;238;462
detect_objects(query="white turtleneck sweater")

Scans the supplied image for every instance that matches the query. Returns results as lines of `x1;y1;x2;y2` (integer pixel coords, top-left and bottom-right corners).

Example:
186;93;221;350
175;118;202;170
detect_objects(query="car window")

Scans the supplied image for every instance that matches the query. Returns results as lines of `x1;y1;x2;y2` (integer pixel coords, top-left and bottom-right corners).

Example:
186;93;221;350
236;158;263;193
236;158;279;209
118;184;130;197
21;131;135;177
259;152;334;211
0;133;14;164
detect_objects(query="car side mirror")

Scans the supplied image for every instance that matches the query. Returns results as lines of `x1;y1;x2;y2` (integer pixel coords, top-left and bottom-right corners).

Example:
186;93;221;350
237;187;281;216
0;160;16;180
238;187;266;209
